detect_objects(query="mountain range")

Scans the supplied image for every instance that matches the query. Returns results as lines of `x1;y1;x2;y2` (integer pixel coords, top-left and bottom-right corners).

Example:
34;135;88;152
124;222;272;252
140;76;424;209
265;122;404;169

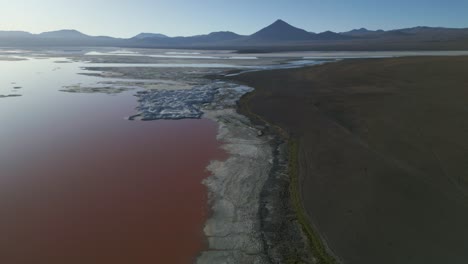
1;19;468;51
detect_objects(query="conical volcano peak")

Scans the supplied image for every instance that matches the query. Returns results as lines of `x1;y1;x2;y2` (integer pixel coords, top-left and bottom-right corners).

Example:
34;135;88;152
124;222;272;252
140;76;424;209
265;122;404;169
266;19;297;30
250;19;313;41
272;19;288;25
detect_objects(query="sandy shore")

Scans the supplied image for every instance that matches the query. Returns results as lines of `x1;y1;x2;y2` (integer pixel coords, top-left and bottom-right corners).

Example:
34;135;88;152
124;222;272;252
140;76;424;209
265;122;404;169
198;109;272;263
198;91;315;263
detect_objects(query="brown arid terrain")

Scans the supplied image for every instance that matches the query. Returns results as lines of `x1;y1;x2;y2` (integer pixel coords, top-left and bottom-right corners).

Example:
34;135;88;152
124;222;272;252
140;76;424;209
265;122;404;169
229;56;468;264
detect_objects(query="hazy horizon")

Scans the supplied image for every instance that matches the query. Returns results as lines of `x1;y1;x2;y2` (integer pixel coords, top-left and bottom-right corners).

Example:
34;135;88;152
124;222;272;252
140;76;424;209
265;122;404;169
2;1;468;263
0;0;467;38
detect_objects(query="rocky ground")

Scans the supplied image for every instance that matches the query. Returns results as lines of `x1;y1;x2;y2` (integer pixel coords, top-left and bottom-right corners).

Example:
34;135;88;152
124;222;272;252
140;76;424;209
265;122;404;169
199;109;273;263
130;82;252;120
195;77;314;263
200;107;315;264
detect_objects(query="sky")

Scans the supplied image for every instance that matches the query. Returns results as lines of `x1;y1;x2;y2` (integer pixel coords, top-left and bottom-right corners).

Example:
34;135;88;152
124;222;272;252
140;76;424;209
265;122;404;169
0;0;467;38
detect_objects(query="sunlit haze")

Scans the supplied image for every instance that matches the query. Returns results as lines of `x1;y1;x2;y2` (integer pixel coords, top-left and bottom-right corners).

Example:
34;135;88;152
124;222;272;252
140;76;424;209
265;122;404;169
0;0;467;37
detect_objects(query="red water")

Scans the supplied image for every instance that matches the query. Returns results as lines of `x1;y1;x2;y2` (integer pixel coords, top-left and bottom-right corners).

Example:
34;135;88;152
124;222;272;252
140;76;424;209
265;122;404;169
0;88;226;263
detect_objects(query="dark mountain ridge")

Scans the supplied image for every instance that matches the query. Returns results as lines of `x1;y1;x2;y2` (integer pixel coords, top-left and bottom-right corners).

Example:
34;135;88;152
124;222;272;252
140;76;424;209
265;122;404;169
39;29;89;39
247;19;314;41
132;33;169;40
1;19;468;50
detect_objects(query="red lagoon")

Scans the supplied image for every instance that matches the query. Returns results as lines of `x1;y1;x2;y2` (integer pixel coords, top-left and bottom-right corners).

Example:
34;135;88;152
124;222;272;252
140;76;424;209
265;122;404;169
0;90;226;263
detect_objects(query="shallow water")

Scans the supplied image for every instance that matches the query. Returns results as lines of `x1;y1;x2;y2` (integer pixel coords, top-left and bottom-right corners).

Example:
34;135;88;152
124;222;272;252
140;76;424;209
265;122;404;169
83;62;257;68
0;57;226;263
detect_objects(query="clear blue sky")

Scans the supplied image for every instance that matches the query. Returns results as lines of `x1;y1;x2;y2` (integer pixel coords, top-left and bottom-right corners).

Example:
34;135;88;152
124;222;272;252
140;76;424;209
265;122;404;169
0;0;467;37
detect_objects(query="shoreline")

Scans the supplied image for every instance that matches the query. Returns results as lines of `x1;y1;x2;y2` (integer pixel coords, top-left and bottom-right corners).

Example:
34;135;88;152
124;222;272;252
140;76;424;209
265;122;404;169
70;60;326;263
236;81;336;264
198;108;272;263
198;80;316;263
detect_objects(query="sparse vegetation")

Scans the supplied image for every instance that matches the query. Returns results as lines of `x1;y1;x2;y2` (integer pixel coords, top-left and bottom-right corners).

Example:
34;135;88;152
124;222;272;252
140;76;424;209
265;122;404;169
237;83;337;264
288;139;337;264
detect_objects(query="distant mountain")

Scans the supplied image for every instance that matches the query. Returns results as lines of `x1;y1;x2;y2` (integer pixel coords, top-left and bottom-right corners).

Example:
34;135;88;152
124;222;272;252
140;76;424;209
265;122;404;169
1;20;468;51
314;31;352;40
189;31;243;42
396;26;462;34
346;28;373;34
132;33;168;40
131;31;244;46
342;28;384;37
0;31;33;38
244;20;351;43
0;29;126;47
342;26;468;40
247;19;314;41
392;26;468;39
341;28;405;39
39;30;90;39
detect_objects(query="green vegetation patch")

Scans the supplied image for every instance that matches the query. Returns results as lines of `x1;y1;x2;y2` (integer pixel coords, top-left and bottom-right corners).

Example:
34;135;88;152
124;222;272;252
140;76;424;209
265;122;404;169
288;139;337;264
